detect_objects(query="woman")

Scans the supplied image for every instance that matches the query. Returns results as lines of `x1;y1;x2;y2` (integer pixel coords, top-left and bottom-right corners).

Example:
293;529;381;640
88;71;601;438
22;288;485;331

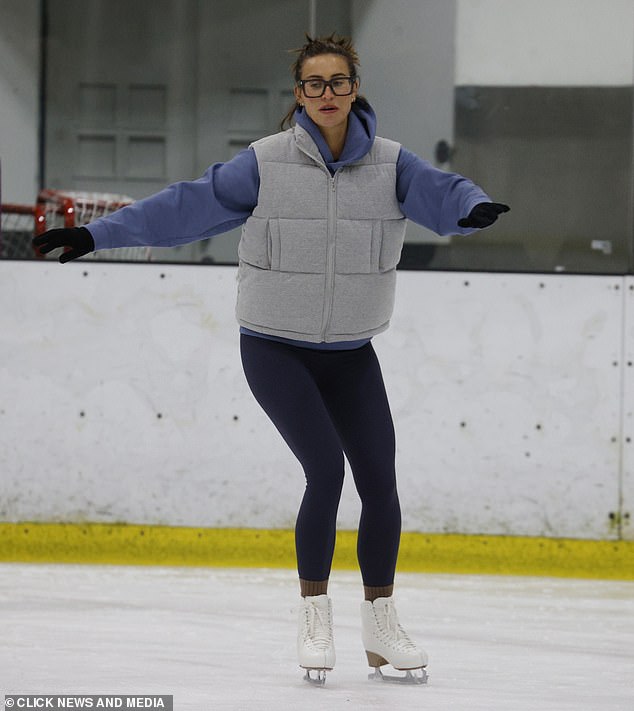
35;34;508;685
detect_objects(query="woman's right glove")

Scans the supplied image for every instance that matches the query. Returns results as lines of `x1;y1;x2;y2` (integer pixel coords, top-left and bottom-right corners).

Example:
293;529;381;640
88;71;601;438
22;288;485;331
32;227;95;263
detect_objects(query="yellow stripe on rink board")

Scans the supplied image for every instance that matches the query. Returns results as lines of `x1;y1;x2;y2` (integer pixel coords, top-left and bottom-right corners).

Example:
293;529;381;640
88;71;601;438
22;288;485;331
0;523;633;580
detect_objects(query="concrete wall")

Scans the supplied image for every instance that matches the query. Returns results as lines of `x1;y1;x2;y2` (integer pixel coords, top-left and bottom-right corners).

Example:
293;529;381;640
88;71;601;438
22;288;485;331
351;0;456;245
455;0;634;86
450;0;634;275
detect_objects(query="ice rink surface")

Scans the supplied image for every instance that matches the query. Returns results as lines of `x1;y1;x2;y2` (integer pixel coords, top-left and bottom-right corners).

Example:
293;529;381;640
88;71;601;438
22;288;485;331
1;563;633;711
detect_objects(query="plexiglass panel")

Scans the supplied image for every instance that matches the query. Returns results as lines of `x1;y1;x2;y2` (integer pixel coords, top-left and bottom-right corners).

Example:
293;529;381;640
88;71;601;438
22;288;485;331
3;0;633;272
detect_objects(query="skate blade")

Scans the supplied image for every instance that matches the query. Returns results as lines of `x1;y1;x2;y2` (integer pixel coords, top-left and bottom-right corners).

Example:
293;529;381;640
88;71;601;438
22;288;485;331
368;667;428;685
302;668;329;686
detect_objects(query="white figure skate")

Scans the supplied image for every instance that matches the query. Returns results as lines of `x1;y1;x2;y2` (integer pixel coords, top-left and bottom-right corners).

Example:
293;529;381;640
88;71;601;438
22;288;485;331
297;594;335;686
361;596;429;684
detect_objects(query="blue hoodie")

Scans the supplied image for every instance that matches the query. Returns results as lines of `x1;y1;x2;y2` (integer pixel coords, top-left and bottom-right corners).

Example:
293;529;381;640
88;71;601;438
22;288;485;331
87;101;489;252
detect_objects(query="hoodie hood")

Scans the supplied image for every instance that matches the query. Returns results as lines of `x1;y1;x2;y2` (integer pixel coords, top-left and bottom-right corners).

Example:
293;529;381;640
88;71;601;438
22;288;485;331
294;100;377;172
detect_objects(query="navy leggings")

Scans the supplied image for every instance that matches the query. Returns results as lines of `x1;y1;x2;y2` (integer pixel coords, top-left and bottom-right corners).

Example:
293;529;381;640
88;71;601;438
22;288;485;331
240;334;401;586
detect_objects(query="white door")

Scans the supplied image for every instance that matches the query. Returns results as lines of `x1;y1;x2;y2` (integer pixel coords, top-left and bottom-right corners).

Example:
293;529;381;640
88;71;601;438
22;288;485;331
45;0;198;200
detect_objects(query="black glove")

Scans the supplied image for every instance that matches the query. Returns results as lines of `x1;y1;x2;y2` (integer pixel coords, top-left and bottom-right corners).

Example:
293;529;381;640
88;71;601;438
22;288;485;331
32;226;95;263
458;202;510;229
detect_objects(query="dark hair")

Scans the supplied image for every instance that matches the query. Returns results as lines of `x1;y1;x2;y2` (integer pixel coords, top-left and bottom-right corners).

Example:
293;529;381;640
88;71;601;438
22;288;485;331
280;33;365;130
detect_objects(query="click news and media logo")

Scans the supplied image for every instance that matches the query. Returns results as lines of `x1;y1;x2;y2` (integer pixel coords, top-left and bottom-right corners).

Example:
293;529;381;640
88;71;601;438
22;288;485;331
4;697;173;710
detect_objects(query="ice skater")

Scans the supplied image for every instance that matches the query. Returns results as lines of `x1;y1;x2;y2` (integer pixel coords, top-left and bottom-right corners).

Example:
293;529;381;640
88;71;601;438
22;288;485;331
34;33;509;685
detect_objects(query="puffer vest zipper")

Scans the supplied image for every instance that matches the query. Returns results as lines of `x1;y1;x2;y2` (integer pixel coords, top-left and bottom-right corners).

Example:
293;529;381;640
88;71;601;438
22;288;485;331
236;124;406;343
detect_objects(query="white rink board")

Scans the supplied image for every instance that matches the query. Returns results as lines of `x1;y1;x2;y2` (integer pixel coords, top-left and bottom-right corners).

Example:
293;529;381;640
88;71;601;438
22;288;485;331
619;278;634;539
0;261;630;539
377;272;623;539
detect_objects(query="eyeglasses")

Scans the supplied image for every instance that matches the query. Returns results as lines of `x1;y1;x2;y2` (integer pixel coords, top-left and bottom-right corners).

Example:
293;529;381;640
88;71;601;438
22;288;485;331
297;76;357;98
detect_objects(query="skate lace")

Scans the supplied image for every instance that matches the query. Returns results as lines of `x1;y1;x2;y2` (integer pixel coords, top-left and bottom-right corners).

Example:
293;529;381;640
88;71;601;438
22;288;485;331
380;601;419;653
303;601;332;650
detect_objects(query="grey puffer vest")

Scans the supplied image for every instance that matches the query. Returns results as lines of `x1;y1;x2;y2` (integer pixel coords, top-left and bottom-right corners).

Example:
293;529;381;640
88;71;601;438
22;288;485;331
236;124;406;343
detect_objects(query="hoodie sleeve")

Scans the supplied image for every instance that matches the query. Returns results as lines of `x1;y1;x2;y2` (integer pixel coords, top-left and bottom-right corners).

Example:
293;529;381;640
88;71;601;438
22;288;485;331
85;149;260;251
396;147;491;236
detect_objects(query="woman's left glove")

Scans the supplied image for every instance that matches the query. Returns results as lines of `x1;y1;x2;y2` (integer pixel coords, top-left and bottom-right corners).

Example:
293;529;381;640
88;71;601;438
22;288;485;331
458;202;510;229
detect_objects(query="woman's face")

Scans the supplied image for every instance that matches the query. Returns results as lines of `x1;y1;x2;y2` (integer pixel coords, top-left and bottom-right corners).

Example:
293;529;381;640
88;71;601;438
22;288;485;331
294;53;358;133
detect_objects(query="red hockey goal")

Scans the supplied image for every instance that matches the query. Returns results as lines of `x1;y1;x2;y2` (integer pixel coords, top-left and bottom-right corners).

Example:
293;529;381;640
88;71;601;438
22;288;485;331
1;189;151;261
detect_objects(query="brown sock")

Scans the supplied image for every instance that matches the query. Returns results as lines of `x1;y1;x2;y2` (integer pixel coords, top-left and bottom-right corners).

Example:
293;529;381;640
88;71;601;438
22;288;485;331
364;584;394;602
300;578;329;597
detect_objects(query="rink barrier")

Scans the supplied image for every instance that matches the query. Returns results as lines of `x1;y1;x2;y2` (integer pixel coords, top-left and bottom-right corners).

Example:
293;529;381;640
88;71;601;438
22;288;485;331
1;523;633;580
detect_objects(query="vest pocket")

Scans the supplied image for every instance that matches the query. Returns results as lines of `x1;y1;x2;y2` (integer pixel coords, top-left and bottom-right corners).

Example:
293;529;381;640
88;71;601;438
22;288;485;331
270;218;327;274
237;265;325;336
238;216;271;269
329;271;396;336
379;218;407;272
335;220;379;274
